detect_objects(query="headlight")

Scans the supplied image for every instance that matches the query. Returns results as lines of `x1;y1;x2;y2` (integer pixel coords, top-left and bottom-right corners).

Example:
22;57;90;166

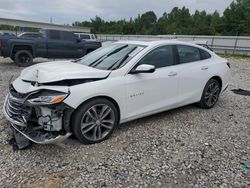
27;90;69;105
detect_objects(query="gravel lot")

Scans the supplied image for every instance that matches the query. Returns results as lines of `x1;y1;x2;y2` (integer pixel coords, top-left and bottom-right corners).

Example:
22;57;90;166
0;57;249;188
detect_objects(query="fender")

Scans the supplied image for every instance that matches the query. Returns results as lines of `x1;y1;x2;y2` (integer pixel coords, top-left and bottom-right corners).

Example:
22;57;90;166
10;42;36;57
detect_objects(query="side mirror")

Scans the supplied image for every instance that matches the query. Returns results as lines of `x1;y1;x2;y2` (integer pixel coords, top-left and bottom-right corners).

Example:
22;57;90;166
130;64;155;74
76;38;81;43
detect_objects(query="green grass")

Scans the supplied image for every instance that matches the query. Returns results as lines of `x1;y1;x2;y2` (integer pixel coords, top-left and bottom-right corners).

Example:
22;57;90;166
217;53;250;60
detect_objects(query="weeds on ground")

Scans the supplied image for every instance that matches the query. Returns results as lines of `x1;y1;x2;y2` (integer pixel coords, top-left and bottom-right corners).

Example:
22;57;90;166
217;53;250;60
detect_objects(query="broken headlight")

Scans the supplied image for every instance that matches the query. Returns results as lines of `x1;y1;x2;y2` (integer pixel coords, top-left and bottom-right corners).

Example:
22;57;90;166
27;90;69;105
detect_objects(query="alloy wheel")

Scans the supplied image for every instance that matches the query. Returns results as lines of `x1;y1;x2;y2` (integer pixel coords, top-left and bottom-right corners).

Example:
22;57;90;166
80;104;115;141
204;81;220;107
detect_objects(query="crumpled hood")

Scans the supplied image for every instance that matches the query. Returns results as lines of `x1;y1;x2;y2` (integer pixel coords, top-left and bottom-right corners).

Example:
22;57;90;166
20;60;111;83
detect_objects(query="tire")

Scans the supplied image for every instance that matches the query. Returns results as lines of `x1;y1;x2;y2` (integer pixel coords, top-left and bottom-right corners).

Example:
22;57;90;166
11;57;15;62
71;98;119;144
14;50;33;67
86;49;94;54
198;79;221;109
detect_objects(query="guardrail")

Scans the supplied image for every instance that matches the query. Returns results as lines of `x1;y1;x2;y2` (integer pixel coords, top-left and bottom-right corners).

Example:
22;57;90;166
98;34;250;56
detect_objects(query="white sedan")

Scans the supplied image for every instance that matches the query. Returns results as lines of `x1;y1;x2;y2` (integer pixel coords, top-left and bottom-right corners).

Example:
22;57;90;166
3;40;230;146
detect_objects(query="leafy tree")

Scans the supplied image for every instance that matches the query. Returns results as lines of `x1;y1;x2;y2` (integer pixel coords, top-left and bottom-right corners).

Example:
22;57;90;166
1;0;250;36
222;0;250;35
139;11;157;34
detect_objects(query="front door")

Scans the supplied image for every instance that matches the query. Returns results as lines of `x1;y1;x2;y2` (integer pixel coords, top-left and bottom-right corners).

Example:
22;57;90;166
124;45;179;120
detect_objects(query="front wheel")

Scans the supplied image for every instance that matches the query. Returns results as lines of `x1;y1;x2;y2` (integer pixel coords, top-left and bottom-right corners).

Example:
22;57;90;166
71;98;119;144
198;79;221;109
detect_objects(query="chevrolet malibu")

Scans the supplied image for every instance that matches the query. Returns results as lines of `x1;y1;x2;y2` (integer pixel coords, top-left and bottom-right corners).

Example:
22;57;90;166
3;40;230;146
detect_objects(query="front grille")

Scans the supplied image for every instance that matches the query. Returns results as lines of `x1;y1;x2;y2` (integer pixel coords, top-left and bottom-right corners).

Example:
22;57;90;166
5;86;32;126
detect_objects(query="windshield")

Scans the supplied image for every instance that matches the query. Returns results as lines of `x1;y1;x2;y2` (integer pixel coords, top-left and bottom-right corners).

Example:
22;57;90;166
75;43;145;70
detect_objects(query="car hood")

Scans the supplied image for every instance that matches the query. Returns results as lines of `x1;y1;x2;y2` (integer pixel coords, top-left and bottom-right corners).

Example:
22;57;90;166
20;60;111;83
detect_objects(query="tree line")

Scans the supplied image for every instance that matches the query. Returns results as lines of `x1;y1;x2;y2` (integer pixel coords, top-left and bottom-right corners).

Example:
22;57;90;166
73;0;250;36
0;0;249;36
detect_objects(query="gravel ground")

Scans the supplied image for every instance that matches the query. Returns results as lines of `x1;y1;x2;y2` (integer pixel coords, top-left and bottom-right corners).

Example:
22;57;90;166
0;57;249;188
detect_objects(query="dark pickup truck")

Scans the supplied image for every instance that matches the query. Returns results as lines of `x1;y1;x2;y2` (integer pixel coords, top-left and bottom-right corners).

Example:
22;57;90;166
0;29;101;66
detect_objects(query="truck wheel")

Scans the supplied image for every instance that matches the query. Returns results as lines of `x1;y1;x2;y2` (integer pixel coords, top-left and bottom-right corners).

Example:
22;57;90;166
14;50;33;67
86;49;94;54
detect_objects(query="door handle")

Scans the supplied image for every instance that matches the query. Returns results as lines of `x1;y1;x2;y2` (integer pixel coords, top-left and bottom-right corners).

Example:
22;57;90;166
201;66;208;70
168;72;178;76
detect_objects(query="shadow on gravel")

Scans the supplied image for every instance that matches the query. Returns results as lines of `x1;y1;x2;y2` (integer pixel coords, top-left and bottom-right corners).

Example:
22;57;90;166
231;89;250;96
117;105;196;132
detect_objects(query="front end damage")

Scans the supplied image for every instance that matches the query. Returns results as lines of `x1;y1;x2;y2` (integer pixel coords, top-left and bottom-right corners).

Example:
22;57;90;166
3;84;73;149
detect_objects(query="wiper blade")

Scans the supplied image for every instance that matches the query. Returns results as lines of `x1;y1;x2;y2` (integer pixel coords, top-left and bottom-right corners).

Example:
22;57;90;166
108;46;137;70
92;45;129;68
89;54;107;67
107;45;128;57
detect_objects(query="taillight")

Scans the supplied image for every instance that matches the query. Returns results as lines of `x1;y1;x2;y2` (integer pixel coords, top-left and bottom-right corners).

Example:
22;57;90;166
226;62;231;69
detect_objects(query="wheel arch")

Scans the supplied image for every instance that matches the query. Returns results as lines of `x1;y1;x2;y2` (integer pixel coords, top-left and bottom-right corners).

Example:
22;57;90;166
198;75;223;109
210;76;223;91
70;95;121;127
199;75;223;101
11;44;34;57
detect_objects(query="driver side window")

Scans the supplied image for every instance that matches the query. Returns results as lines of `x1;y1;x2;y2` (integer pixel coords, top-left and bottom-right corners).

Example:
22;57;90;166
138;45;174;68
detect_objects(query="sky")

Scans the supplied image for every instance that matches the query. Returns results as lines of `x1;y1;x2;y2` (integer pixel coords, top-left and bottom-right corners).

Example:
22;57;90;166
0;0;233;25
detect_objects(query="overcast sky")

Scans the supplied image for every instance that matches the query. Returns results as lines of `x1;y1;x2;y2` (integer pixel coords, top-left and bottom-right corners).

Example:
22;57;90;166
0;0;233;24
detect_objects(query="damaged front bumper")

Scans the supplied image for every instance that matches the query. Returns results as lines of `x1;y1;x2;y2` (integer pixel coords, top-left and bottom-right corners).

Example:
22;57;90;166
10;123;71;144
3;88;73;145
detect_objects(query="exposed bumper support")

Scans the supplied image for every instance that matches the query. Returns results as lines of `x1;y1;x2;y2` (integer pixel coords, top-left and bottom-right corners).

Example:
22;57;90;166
11;123;72;144
3;96;72;144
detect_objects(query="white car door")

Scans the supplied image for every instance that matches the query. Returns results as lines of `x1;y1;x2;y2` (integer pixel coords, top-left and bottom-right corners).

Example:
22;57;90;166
175;45;212;105
123;45;179;120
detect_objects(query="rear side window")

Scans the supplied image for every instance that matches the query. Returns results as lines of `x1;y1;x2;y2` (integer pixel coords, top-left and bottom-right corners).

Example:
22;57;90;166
200;49;211;60
177;45;200;64
138;45;174;68
80;34;90;39
49;30;61;40
61;31;76;41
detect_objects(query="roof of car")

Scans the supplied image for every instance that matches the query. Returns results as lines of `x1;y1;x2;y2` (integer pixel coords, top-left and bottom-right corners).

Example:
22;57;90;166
116;40;200;47
190;40;208;45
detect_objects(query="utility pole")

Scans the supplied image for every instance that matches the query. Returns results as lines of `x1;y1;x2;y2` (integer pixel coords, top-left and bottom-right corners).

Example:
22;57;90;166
50;17;53;24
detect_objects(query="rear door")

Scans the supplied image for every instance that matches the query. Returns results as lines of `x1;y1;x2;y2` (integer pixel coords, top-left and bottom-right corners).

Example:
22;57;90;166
47;30;83;58
175;45;212;105
61;31;84;58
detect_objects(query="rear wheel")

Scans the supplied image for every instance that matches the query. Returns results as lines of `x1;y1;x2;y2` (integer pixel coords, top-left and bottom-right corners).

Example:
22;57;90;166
71;98;119;144
198;79;221;109
14;50;33;67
